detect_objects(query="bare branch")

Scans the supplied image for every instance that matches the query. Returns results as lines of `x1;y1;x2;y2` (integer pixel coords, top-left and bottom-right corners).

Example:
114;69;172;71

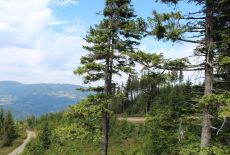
188;11;203;15
177;38;200;43
185;30;205;33
216;117;226;135
214;80;230;83
210;126;220;131
181;17;205;20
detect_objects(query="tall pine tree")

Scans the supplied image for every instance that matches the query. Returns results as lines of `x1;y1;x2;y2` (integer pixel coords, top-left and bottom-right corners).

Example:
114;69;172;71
40;122;51;149
148;0;230;149
2;111;17;146
74;0;145;154
0;108;4;139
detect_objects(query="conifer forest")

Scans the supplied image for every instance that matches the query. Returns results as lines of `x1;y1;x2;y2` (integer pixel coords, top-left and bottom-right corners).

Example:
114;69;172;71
0;0;229;155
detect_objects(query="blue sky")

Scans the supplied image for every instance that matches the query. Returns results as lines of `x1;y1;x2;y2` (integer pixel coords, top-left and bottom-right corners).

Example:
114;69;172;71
0;0;201;85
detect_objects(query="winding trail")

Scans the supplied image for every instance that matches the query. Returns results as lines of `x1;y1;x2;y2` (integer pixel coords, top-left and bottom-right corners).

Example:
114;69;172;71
117;117;145;123
8;130;36;155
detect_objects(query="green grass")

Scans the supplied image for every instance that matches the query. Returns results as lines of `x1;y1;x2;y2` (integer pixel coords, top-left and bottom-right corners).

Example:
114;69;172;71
22;118;146;155
37;137;144;155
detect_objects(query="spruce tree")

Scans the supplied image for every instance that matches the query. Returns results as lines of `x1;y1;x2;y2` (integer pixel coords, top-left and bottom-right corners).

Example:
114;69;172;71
0;108;3;125
27;115;36;129
213;1;230;90
147;0;230;149
2;111;17;146
0;108;4;139
74;0;145;154
139;73;164;113
40;122;51;149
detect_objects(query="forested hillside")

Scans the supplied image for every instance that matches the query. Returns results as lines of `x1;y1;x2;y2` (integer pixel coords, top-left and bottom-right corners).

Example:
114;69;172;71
0;108;26;155
22;79;229;155
0;81;91;119
18;0;230;154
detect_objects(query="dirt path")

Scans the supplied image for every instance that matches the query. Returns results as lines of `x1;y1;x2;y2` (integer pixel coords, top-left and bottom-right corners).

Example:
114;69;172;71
8;130;36;155
117;117;145;123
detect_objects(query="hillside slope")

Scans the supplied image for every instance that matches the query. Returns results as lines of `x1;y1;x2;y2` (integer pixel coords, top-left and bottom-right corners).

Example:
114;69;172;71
0;81;91;119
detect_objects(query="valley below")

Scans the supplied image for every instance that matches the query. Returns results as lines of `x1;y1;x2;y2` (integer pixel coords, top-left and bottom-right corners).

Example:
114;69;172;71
0;81;91;119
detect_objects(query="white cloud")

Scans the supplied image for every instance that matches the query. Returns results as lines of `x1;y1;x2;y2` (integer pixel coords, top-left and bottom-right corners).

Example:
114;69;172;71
52;0;79;6
0;47;44;67
0;0;51;46
0;0;86;85
35;32;85;69
0;0;203;86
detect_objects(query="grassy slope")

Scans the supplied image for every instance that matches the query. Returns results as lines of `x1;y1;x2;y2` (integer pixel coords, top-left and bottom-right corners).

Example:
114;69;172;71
22;117;147;155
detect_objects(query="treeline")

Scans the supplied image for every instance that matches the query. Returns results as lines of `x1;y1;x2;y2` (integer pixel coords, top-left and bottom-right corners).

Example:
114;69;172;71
23;112;147;155
113;75;230;154
73;0;230;154
22;79;229;154
0;108;18;147
23;0;230;154
111;73;189;114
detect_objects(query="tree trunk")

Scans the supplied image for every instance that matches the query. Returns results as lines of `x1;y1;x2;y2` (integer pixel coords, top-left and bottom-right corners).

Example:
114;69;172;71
201;107;211;147
130;90;133;103
102;57;110;155
201;0;214;148
101;112;109;155
146;95;151;113
102;26;114;154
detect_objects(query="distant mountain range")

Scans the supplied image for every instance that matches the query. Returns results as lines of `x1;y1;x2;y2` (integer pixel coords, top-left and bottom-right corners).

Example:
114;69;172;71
0;81;92;119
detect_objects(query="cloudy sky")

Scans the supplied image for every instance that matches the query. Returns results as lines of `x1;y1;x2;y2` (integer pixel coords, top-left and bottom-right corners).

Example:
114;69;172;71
0;0;201;85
